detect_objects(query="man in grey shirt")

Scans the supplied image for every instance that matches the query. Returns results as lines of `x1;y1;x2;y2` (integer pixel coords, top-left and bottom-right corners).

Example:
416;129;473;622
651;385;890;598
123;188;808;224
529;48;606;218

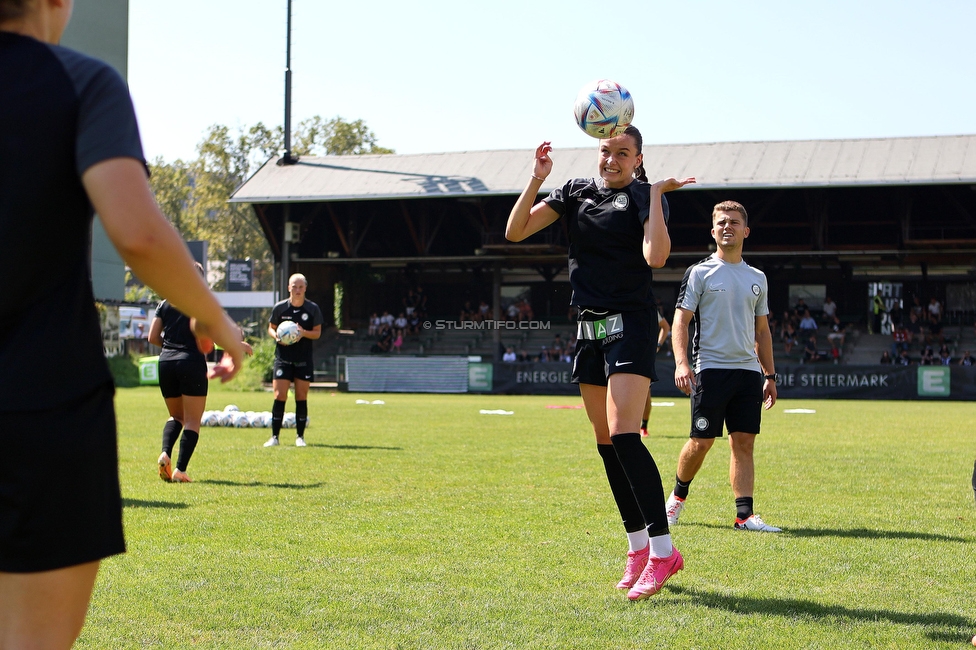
666;200;781;532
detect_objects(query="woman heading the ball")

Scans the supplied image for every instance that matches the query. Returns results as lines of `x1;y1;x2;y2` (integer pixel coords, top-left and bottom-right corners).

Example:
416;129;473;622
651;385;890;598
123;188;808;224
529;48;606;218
506;127;694;600
0;1;246;645
264;273;323;447
149;263;253;483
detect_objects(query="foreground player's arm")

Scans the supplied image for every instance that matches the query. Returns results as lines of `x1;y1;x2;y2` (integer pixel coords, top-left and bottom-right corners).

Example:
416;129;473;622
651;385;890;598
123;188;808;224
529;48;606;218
672;307;695;395
506;142;560;241
147;317;163;347
755;314;777;408
83;157;244;381
268;322;279;341
643;178;695;268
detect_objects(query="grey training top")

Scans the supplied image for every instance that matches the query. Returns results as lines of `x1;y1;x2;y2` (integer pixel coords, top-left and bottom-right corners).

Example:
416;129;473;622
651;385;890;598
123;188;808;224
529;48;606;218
676;254;769;373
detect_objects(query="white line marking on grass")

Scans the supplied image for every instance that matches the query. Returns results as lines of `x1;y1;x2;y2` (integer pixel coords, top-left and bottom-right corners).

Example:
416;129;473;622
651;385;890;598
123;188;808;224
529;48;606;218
783;408;816;414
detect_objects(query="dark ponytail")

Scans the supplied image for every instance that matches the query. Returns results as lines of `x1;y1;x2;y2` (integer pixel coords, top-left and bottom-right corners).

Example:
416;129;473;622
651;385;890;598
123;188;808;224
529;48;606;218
623;125;647;182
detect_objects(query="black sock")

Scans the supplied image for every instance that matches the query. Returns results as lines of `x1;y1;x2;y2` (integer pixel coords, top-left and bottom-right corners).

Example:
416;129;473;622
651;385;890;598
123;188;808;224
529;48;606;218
161;419;182;456
597;444;645;533
296;400;308;438
271;399;286;438
611;433;669;536
640;419;648;429
735;496;754;521
674;476;693;500
176;430;199;472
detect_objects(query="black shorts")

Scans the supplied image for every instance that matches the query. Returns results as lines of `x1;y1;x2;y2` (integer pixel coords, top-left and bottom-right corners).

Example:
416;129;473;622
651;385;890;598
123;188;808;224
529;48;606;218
0;383;125;572
689;368;763;438
274;357;314;383
572;307;658;386
158;356;208;399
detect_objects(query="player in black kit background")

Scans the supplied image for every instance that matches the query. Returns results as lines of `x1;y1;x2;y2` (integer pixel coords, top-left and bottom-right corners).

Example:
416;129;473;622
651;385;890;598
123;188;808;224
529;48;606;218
264;273;323;447
506;126;694;601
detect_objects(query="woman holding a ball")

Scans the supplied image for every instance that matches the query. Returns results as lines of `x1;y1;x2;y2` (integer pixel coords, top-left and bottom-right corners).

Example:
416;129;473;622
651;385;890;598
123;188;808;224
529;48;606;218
264;273;323;448
506;124;694;600
149;262;252;483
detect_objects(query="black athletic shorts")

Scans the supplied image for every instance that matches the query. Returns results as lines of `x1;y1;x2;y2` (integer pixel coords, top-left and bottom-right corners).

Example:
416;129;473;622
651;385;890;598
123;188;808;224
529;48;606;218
0;383;125;572
158;356;208;399
273;357;314;383
689;368;763;438
572;307;658;386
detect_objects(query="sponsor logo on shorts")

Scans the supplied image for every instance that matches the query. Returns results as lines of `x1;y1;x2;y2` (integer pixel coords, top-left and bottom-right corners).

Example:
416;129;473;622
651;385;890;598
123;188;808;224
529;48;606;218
605;333;623;343
276;368;283;377
614;359;632;366
752;284;761;296
612;193;629;210
694;416;709;431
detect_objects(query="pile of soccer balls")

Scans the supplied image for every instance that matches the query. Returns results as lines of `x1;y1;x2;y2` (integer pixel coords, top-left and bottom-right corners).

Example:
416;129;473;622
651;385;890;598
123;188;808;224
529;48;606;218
201;404;308;429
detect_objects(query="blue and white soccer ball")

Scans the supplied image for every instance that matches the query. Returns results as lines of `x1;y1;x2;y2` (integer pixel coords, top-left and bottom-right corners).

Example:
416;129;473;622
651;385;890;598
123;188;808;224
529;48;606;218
573;79;635;139
233;412;250;428
224;404;240;413
282;412;296;428
218;411;235;427
202;411;220;427
277;321;301;346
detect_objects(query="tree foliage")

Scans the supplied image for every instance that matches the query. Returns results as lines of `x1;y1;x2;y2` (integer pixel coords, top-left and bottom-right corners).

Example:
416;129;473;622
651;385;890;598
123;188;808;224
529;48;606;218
147;116;393;292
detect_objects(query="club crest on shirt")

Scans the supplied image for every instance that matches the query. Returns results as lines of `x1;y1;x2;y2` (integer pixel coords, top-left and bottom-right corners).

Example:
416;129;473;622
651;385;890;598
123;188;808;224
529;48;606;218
612;193;629;210
751;284;761;296
301;313;309;321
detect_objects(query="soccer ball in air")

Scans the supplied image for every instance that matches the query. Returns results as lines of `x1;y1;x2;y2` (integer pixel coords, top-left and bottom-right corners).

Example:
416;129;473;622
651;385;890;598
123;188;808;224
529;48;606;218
277;321;301;346
573;79;635;139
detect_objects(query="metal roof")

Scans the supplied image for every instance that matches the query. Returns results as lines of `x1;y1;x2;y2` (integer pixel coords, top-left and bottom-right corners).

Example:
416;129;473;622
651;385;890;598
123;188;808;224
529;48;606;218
229;134;976;204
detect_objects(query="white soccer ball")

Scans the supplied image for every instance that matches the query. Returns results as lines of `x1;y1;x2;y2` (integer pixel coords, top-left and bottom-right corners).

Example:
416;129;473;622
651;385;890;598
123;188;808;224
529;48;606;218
277;321;301;346
218;412;235;427
282;412;296;428
260;412;273;428
573;79;635;139
203;411;220;427
246;412;263;427
223;404;240;413
233;412;250;428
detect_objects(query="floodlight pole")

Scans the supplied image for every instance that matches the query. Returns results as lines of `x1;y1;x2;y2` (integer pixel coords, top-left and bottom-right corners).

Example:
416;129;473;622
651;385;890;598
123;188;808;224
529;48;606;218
280;0;298;167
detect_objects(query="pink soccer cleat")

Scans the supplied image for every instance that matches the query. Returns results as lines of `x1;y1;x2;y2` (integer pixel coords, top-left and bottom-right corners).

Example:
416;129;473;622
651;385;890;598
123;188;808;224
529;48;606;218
627;546;683;601
615;544;649;590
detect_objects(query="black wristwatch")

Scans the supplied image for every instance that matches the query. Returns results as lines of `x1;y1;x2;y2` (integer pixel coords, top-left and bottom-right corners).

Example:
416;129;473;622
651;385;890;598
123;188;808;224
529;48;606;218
764;373;779;382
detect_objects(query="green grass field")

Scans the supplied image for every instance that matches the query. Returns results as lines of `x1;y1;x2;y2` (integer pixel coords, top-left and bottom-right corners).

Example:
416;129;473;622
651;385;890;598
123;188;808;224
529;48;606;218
76;387;975;649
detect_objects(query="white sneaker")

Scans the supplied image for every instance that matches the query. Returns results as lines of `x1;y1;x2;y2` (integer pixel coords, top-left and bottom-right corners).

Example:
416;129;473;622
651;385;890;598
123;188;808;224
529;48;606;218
295;437;307;447
263;436;280;447
665;492;685;525
734;514;782;532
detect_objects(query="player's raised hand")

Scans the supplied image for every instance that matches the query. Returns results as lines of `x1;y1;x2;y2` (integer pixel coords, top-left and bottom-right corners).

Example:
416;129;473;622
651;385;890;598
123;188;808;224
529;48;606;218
533;141;553;180
652;177;696;193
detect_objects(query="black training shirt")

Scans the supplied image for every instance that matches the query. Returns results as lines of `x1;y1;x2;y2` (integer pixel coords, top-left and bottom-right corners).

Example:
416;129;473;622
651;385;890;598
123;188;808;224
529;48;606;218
270;299;324;363
155;301;205;363
0;33;144;410
544;178;669;312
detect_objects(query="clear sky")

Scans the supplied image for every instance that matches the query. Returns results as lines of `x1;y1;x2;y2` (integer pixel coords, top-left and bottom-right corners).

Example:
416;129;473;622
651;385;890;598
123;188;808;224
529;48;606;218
128;0;976;164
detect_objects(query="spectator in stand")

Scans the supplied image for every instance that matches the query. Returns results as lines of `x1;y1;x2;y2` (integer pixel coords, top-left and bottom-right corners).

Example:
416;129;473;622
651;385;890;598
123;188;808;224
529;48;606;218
928;297;942;322
939;345;952;366
403;288;420;318
517;348;530;362
394;312;408;333
367;312;380;337
891;324;910;357
793;297;808;320
407;311;420;335
927;314;944;345
906;312;923;348
871;290;885;334
959;350;975;366
478;300;490;322
910;295;924;320
380;310;394;329
766;311;780;342
803;333;820;363
551;333;565;360
798;310;818;338
459;301;474;322
783;320;797;354
879;350;893;364
502;346;517;362
507;301;520;322
519;298;534;323
370;324;393;354
897;349;912;365
392;328;403;354
919;345;935;365
827;316;845;356
821;296;837;324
